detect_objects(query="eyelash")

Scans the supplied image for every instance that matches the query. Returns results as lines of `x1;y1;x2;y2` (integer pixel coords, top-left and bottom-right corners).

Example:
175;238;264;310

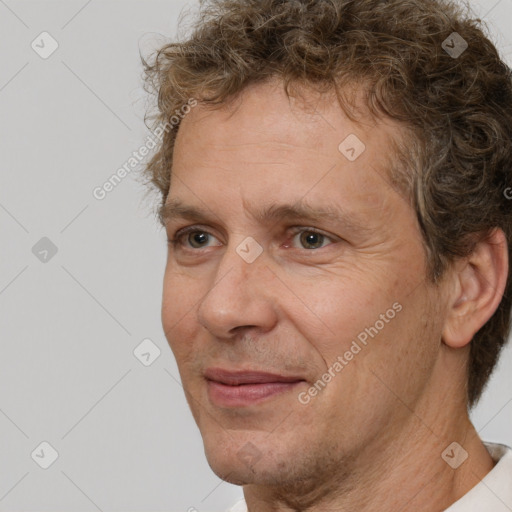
167;225;336;250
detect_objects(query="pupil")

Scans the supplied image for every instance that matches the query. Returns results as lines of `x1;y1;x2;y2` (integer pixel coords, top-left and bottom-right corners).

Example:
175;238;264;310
191;232;207;247
302;232;323;249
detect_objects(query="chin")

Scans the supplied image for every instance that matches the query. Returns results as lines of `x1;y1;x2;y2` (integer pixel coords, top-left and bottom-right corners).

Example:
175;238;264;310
204;449;262;485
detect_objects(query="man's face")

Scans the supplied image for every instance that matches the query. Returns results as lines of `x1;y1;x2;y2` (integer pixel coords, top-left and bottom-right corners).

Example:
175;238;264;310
161;80;449;489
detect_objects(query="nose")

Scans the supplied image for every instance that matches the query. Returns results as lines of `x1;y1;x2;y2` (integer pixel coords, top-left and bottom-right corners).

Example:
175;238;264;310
197;243;278;339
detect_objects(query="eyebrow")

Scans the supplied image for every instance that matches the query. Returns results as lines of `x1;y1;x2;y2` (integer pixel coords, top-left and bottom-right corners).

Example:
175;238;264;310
159;198;371;234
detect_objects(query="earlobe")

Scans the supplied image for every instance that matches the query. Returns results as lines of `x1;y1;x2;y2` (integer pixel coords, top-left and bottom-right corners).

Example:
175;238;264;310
442;228;509;349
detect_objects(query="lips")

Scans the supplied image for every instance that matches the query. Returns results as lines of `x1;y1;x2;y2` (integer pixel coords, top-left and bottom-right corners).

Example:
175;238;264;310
204;367;307;407
204;367;305;386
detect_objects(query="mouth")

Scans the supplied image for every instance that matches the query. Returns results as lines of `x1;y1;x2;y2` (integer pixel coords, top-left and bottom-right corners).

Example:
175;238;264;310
204;367;306;407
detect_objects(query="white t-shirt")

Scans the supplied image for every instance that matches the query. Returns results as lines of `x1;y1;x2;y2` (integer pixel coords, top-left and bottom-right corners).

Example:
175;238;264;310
227;442;512;512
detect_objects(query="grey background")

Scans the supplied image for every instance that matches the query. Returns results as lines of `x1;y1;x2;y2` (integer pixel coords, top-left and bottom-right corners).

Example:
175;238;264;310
0;0;511;511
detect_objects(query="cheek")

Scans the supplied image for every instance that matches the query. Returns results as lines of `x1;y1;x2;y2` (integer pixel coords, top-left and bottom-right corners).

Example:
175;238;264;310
292;271;427;389
161;268;201;357
356;286;441;406
293;274;397;351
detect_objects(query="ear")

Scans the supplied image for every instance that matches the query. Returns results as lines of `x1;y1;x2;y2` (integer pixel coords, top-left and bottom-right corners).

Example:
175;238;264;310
442;228;509;349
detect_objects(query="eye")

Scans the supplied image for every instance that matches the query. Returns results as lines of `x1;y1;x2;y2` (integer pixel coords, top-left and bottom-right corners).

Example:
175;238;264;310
168;226;338;251
289;228;336;250
168;226;221;249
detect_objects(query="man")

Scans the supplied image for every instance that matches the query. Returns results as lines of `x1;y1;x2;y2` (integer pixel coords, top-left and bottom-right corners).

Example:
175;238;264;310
142;0;512;510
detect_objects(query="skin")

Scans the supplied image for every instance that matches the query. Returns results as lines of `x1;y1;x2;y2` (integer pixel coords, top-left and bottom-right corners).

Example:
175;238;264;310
161;78;509;512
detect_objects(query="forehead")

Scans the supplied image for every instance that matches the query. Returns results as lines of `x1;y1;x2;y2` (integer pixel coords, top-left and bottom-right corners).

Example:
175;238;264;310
168;80;407;223
175;79;402;166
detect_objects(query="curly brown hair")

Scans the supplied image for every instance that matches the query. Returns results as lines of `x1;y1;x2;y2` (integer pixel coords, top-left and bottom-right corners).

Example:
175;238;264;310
141;0;512;409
